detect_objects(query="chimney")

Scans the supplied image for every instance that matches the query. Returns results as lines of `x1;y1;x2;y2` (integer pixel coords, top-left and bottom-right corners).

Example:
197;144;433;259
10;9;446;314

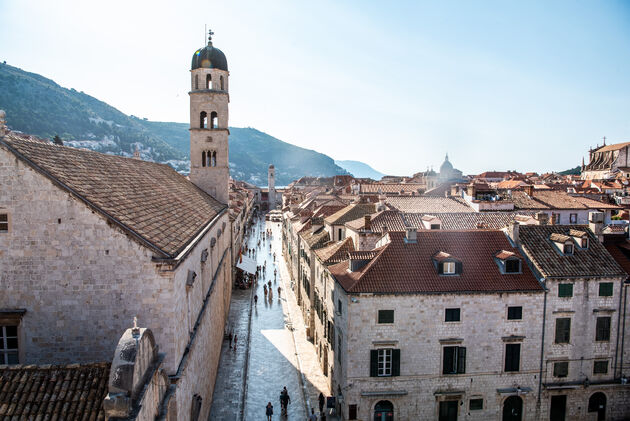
377;194;386;211
508;221;520;245
524;185;534;196
467;184;476;197
535;212;549;226
364;214;372;231
589;211;604;243
404;227;417;243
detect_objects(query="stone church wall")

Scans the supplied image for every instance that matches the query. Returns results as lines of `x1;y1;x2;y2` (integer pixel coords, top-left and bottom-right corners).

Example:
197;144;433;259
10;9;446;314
0;149;179;370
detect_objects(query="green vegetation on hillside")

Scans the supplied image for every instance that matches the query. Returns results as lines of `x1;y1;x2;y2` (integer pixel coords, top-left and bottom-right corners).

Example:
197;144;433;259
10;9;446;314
559;166;581;176
0;63;350;185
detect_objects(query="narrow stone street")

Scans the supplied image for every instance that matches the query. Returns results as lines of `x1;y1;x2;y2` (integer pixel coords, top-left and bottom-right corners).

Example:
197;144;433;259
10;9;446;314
210;216;337;421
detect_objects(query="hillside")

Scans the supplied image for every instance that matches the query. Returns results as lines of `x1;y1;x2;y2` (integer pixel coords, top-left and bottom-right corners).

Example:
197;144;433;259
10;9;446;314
335;159;384;180
0;63;349;185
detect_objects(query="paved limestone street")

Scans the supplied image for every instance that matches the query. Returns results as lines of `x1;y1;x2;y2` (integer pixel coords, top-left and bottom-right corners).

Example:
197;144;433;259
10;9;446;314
210;216;339;421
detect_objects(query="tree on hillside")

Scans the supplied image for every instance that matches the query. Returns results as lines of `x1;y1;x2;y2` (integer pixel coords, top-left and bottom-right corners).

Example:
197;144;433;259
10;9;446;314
52;135;63;146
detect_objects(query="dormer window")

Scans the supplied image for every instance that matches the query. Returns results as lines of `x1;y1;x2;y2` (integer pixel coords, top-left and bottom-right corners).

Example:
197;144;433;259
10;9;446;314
433;251;461;275
550;233;575;255
494;250;521;274
443;261;456;274
505;259;521;273
569;229;589;249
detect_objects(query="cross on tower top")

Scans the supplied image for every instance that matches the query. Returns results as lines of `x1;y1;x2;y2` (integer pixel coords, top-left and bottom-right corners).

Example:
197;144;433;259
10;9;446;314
602;136;606;146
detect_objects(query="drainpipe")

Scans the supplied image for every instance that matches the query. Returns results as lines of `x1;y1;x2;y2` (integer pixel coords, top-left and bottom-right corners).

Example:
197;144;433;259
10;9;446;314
619;281;629;378
537;278;548;409
614;277;625;377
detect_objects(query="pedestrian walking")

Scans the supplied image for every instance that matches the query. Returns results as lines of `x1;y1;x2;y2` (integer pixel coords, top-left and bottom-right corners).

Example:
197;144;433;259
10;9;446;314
254;294;258;305
318;392;325;414
277;286;281;296
265;402;274;421
233;333;237;350
309;408;318;421
228;331;233;348
268;280;272;289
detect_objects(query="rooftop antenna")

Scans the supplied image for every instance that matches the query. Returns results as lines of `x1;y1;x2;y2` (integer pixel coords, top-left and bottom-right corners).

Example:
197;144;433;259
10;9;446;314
603;136;606;146
204;24;207;45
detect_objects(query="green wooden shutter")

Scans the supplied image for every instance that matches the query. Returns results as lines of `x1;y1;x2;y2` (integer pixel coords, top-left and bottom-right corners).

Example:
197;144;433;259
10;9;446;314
438;262;444;274
370;350;378;377
457;347;466;374
392;349;401;376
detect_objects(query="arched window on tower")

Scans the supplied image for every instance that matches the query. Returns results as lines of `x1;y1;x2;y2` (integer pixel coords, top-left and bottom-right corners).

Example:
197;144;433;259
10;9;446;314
201;150;206;167
206;74;212;89
220;76;224;90
211;151;217;167
200;111;207;129
210;112;218;129
206;150;212;167
195;74;199;90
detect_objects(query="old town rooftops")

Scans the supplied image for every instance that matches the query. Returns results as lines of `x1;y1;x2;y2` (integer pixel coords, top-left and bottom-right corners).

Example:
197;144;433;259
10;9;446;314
518;225;627;279
0;362;110;420
314;237;355;265
324;203;376;225
328;230;542;294
0;133;226;258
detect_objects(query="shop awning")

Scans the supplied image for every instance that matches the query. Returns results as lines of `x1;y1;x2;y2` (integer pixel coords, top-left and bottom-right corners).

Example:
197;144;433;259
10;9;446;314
236;255;257;274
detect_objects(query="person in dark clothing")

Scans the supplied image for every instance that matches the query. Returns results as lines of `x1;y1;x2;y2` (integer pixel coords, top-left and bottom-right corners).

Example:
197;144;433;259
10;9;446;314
318;392;325;413
266;402;273;420
280;386;290;415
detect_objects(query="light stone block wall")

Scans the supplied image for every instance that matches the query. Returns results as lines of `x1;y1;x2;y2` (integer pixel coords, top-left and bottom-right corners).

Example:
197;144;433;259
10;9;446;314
342;292;544;421
0;149;178;370
0;147;233;420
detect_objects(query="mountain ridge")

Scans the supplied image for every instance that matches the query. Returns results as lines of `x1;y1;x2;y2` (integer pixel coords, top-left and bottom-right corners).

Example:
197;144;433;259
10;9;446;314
0;63;350;186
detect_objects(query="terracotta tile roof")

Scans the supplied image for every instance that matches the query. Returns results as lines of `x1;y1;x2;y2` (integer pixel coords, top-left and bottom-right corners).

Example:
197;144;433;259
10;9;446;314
518;225;627;278
345;211;537;232
507;191;550;210
329;230;542;293
569;229;588;238
571;195;621;210
495;250;516;259
549;233;571;243
359;183;424;194
349;250;380;260
324;203;376;225
422;183;454;197
1;134;226;258
314;237;355;265
312;205;346;219
385;197;473;213
594;141;630;153
604;243;630;277
301;227;330;249
0;362;110;420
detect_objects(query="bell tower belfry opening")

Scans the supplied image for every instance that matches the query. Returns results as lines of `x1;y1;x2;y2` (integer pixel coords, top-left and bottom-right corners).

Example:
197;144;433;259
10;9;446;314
189;29;230;204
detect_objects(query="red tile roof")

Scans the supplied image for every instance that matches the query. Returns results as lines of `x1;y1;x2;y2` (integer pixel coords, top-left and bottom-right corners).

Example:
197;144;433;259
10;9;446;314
314;237;355;265
0;134;226;258
0;362;110;420
329;230;542;293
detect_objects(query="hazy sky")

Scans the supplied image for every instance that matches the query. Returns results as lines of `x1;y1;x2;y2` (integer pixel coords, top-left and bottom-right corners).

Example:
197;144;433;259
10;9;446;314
1;0;629;175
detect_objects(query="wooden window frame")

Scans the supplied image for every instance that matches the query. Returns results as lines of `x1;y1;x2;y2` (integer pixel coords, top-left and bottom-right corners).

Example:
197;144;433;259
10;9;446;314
595;316;611;342
593;360;608;375
558;283;573;298
598;282;613;297
377;309;394;324
0;213;8;233
442;346;466;375
553;361;569;378
555;318;571;344
507;306;523;320
504;343;520;372
445;308;461;322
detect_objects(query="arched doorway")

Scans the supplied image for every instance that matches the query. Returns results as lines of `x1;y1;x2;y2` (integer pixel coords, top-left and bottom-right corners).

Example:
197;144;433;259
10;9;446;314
588;392;606;421
374;400;394;421
502;396;523;421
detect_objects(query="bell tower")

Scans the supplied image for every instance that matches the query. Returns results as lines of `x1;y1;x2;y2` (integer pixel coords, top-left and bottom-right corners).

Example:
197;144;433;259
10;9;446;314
189;29;230;204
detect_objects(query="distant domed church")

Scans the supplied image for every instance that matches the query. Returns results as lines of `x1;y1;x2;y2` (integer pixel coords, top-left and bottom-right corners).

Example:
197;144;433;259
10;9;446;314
438;153;463;181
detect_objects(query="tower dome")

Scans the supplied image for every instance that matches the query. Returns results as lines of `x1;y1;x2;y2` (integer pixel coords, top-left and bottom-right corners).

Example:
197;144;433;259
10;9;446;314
440;153;453;173
191;30;228;71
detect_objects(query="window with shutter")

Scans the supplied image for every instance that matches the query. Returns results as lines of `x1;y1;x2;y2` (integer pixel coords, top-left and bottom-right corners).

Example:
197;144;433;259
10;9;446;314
593;360;608;374
378;310;394;324
0;325;18;365
442;346;466;374
555;318;571;344
558;283;573;297
505;343;520;372
392;349;400;377
445;308;460;322
0;214;7;233
507;306;522;320
598;282;613;297
553;362;569;378
370;350;378;377
595;317;611;341
469;399;483;410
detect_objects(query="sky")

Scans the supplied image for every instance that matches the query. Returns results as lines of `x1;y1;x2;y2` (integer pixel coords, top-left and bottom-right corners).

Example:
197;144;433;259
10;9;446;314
1;0;629;176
